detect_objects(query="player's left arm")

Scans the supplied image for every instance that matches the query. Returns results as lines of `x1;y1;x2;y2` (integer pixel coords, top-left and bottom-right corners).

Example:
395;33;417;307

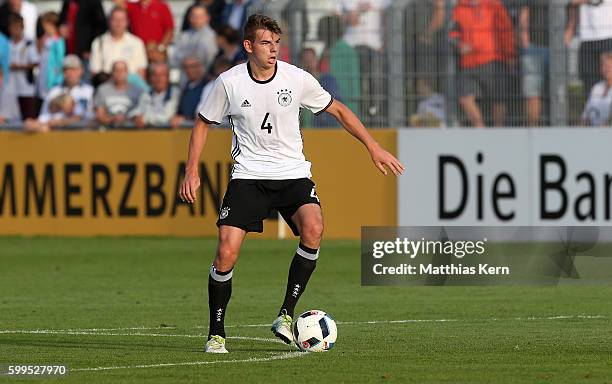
325;99;405;176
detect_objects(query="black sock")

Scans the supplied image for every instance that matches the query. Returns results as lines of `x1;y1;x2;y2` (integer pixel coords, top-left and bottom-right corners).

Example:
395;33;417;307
208;265;233;339
279;243;318;318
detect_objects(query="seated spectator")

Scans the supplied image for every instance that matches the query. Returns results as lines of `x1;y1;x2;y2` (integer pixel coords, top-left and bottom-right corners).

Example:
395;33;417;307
59;0;107;62
172;5;218;73
115;0;173;61
0;32;8;78
37;54;94;126
0;67;20;124
582;52;612;126
0;0;38;41
409;78;446;128
299;47;341;128
95;60;143;128
24;92;81;132
181;0;225;31
36;12;65;101
213;25;247;67
7;13;39;120
196;57;231;124
171;57;207;129
89;7;148;87
132;62;180;128
450;0;515;127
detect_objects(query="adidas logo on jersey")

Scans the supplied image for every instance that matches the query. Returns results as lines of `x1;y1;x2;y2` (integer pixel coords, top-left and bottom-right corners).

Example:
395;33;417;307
241;100;251;107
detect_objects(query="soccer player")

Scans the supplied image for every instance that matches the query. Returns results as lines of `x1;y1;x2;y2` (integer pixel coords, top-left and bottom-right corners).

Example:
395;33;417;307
179;14;404;353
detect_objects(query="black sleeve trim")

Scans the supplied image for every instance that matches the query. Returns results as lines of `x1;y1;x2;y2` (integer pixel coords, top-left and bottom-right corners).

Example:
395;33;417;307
314;96;334;116
198;113;221;125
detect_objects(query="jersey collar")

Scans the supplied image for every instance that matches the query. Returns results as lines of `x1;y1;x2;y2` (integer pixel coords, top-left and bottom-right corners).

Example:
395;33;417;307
247;61;277;84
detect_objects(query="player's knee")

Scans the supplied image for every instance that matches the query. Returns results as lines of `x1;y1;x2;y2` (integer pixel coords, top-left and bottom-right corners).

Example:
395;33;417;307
216;243;239;269
301;221;324;245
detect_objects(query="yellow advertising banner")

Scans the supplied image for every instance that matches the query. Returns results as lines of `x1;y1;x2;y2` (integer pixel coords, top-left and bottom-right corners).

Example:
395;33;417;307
0;129;396;238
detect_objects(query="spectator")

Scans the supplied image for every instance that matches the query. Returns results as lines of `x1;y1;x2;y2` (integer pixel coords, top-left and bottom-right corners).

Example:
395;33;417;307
318;15;360;116
0;67;20;124
338;0;390;126
132;62;180;128
221;0;256;32
115;0;174;59
38;54;94;126
182;0;225;31
300;47;342;128
0;0;38;41
24;91;81;132
416;0;446;96
566;0;612;93
517;0;549;126
214;25;247;67
172;5;218;73
89;7;148;87
196;57;231;124
36;12;65;101
450;0;516;127
59;0;107;62
171;56;207;129
7;13;39;120
94;60;143;128
0;32;9;80
581;52;612;126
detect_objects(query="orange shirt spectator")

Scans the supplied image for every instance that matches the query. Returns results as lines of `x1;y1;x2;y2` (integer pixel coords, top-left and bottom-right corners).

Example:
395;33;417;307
450;0;515;69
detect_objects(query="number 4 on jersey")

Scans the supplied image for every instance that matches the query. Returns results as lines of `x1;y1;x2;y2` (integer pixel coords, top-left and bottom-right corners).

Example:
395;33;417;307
261;113;273;134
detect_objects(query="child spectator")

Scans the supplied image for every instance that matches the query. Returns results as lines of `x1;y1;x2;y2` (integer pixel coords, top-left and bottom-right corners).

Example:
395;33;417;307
582;52;612;126
7;13;39;120
37;12;66;101
24;92;81;132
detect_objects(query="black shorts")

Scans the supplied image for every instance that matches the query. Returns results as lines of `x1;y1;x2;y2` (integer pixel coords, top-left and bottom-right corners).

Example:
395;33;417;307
216;178;321;236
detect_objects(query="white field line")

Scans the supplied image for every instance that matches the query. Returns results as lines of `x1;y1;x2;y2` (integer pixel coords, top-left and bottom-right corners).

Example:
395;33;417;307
71;351;305;372
0;315;605;335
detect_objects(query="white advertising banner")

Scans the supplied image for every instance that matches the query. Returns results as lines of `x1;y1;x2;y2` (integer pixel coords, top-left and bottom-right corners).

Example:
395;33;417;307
398;128;612;226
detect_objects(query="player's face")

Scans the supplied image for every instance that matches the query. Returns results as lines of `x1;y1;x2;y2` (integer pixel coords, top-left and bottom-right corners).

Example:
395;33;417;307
248;29;280;69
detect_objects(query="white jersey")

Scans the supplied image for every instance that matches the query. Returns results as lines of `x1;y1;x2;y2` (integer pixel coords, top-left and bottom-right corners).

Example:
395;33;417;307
198;60;333;180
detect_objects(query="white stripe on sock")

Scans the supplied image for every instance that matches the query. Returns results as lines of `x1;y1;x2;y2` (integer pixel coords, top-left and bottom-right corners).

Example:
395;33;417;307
210;265;233;282
296;246;319;260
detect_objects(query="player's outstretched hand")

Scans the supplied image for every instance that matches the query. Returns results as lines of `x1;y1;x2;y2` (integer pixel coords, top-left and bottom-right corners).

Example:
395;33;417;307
179;173;201;203
369;143;405;176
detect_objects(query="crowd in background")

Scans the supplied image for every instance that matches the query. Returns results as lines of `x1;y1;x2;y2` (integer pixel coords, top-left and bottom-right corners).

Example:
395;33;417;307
0;0;612;130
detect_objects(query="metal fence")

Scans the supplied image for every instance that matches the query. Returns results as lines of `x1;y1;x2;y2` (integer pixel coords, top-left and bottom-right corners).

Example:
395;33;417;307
283;0;612;128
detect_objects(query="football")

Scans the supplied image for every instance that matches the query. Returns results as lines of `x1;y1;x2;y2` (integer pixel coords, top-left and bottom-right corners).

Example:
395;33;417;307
293;310;337;352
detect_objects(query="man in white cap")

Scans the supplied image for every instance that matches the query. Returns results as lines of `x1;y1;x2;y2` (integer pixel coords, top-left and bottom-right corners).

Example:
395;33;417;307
37;54;94;126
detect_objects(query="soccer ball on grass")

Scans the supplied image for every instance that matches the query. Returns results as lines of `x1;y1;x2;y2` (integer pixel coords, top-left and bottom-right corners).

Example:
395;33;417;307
293;310;337;352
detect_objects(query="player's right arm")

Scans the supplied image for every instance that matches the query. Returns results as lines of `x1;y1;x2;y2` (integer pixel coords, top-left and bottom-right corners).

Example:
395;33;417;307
179;118;210;203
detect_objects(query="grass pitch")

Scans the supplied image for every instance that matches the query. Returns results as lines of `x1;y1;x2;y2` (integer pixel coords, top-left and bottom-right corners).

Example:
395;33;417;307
0;237;611;383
